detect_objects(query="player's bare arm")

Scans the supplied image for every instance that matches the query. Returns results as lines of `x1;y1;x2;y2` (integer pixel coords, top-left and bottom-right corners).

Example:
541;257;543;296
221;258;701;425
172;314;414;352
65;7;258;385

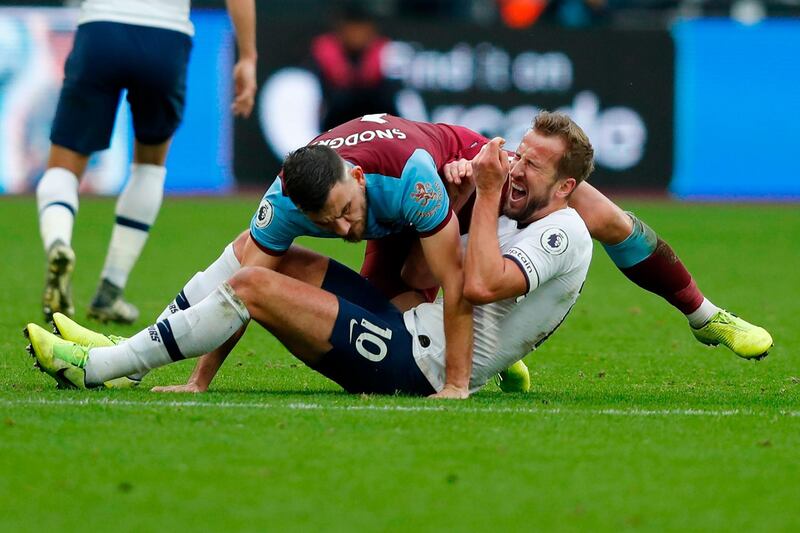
397;157;480;292
463;139;528;304
225;0;257;117
419;216;473;399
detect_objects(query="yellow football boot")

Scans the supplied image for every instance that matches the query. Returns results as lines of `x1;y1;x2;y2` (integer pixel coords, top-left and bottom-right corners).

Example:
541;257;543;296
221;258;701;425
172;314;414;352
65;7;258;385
52;312;123;348
24;323;89;389
692;310;773;360
51;313;138;389
496;359;531;393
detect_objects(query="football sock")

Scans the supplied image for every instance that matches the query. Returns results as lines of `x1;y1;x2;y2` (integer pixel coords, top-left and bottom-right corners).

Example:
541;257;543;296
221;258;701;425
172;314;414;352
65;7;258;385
85;283;249;386
130;243;239;382
36;167;78;251
602;213;710;320
685;298;720;329
157;243;240;321
100;164;166;289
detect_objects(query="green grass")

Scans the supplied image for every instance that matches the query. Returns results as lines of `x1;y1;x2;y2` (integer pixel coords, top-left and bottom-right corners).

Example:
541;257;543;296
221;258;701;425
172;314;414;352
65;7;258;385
1;196;798;532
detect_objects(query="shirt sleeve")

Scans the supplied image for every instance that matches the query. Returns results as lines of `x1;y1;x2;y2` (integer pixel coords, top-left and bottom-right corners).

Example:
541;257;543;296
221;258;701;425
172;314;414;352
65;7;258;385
248;179;302;255
503;224;576;295
400;149;452;237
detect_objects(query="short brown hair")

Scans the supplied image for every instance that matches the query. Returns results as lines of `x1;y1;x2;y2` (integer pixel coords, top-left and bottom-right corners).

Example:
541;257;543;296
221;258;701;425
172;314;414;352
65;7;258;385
532;111;595;184
282;145;347;212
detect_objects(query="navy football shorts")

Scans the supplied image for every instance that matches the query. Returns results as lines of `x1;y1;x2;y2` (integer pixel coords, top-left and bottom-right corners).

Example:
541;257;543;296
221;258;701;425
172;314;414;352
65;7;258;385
50;21;192;155
309;260;436;396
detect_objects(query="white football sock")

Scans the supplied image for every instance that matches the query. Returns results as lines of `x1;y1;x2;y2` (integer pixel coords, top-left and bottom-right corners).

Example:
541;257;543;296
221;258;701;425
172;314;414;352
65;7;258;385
100;164;166;288
686;298;720;328
85;283;250;386
157;243;241;321
36;167;78;251
130;243;240;381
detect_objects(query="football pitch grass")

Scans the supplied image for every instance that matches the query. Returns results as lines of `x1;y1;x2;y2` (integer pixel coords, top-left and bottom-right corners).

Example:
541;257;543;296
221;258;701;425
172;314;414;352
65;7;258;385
1;196;798;532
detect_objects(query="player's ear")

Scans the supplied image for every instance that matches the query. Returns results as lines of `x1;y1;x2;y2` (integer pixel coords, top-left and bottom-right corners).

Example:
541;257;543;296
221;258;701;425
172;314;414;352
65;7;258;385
557;177;577;199
351;166;366;186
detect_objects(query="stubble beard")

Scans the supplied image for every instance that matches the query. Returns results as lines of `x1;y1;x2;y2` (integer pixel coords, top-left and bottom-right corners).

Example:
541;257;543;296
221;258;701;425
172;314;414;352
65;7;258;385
503;192;550;224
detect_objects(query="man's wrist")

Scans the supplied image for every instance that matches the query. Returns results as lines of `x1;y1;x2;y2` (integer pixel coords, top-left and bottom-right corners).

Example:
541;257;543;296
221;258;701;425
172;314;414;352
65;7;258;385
236;53;257;63
443;380;469;391
441;383;470;397
475;186;503;200
187;378;209;391
188;370;212;389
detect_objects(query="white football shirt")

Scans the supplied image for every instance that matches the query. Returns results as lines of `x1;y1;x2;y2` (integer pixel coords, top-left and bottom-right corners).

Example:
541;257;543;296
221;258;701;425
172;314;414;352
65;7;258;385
79;0;194;36
404;206;592;392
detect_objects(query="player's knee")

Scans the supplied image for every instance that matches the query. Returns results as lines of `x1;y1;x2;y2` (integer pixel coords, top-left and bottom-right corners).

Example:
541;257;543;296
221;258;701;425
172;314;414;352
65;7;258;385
228;266;275;304
47;145;89;178
587;207;634;245
569;184;633;244
229;266;261;292
133;139;171;166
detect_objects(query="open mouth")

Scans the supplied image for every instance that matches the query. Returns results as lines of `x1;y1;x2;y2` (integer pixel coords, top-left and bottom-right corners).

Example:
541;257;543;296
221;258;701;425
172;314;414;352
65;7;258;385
509;180;527;203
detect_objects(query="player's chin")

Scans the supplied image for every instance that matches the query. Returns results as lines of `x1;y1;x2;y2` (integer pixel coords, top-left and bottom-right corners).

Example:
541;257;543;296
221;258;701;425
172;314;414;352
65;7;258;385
344;227;365;243
502;198;522;220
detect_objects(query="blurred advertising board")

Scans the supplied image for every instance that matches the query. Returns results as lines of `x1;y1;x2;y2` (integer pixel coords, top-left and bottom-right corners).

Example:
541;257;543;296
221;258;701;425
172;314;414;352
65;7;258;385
672;19;800;199
236;20;674;191
0;7;233;195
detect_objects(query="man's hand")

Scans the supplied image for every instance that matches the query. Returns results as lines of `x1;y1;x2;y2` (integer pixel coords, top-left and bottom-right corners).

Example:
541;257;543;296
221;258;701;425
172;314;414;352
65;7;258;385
232;58;257;118
442;158;476;214
428;384;469;399
151;382;207;393
472;137;509;193
225;0;257;117
443;158;473;187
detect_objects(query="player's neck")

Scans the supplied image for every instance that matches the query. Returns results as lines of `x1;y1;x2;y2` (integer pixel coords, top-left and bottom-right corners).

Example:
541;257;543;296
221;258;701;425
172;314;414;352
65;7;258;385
517;200;567;228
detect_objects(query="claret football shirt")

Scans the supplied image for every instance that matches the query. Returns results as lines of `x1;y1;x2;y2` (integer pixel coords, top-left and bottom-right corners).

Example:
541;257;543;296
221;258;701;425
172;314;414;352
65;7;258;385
249;114;488;254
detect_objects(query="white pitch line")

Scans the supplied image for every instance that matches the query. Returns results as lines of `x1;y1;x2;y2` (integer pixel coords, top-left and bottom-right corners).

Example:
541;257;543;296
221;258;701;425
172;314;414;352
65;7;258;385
1;397;798;418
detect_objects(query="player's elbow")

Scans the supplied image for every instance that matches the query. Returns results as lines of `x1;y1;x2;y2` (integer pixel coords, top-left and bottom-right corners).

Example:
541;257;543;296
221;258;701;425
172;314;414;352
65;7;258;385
463;280;497;305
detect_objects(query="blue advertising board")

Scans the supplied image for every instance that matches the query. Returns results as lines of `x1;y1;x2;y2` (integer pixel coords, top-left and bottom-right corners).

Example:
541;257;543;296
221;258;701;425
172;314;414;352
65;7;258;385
0;8;233;194
672;19;800;199
166;9;234;194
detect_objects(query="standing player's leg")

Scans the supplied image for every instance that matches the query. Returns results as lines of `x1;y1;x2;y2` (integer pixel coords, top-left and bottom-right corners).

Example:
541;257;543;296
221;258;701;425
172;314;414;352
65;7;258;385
37;146;88;320
88;24;192;324
568;183;773;359
89;139;169;323
38;22;124;320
